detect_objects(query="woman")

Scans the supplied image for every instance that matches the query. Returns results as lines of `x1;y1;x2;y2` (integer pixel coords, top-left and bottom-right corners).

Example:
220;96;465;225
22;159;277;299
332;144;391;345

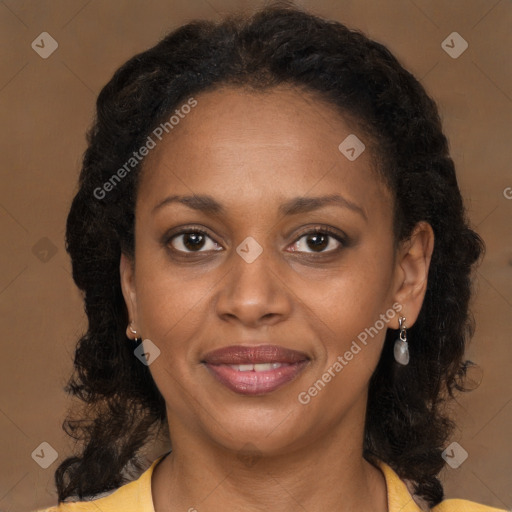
35;4;506;511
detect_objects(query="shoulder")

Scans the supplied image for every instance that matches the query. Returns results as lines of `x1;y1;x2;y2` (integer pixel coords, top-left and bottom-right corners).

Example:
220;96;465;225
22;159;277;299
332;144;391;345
433;499;507;512
31;454;167;512
30;488;136;512
374;458;506;512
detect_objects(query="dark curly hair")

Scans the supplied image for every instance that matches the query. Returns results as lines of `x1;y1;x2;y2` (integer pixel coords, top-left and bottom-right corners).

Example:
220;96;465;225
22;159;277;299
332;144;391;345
56;2;485;507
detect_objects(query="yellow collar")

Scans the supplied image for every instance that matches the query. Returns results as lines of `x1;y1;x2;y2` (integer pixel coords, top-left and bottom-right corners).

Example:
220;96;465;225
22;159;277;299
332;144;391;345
72;454;502;512
374;459;428;511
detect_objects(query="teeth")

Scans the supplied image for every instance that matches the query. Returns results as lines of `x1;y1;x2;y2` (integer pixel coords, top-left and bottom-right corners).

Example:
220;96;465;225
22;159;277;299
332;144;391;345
235;364;254;372
254;363;280;371
229;363;284;372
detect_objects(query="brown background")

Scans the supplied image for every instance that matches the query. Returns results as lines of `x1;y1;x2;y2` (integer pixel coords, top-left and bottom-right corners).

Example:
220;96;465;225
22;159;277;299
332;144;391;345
0;0;511;510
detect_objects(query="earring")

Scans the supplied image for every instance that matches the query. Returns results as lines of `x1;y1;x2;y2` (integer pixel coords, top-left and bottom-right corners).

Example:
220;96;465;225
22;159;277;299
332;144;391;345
127;323;140;341
394;316;410;365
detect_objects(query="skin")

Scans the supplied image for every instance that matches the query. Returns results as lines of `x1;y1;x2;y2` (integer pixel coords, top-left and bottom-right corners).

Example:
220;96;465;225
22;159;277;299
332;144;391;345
120;85;434;512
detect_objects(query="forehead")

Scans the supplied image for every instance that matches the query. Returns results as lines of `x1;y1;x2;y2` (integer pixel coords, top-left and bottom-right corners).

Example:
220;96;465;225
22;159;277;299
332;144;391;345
137;85;391;218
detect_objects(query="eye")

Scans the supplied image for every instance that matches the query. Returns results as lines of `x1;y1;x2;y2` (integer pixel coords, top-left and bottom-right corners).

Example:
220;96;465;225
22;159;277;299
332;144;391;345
288;227;345;254
164;225;347;256
167;229;222;253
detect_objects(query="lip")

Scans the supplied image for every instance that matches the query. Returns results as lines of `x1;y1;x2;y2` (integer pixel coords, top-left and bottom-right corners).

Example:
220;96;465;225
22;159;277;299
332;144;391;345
202;344;310;395
202;344;309;365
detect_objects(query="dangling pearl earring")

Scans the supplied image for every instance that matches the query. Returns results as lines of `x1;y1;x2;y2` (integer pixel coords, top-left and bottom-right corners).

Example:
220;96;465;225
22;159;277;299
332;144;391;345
394;316;409;365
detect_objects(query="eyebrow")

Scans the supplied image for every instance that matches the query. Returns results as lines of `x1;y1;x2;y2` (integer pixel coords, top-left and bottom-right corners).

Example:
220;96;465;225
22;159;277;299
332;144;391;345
152;193;367;221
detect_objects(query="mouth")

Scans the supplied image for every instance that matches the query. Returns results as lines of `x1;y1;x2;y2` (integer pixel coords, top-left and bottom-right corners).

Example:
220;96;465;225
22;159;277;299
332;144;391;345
201;344;310;395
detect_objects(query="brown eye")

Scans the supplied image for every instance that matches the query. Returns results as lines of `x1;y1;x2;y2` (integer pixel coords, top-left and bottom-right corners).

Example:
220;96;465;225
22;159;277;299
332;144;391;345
168;230;222;253
289;228;345;254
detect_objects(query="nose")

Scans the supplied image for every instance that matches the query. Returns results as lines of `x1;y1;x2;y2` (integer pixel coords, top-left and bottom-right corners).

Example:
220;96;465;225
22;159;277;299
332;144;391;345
214;240;293;328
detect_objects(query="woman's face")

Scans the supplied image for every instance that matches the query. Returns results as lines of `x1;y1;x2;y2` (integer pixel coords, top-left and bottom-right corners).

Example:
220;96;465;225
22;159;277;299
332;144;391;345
121;85;415;455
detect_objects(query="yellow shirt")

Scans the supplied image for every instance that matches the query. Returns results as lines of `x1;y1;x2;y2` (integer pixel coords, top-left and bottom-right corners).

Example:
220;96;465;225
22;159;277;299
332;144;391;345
34;455;506;512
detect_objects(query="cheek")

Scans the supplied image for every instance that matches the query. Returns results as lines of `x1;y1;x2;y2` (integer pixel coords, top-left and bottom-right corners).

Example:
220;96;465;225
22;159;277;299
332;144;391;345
305;251;394;378
299;290;391;413
304;257;394;336
318;300;388;390
132;266;206;412
134;251;210;336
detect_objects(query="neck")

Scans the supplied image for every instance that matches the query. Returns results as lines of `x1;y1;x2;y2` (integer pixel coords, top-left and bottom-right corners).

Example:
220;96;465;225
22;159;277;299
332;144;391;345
151;407;388;511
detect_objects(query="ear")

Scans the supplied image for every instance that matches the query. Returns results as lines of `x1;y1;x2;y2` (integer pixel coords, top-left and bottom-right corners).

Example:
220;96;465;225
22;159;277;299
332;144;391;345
120;252;138;330
391;221;434;329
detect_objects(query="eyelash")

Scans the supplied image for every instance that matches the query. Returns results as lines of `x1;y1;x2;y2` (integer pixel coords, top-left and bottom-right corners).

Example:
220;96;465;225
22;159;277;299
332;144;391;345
163;225;347;256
